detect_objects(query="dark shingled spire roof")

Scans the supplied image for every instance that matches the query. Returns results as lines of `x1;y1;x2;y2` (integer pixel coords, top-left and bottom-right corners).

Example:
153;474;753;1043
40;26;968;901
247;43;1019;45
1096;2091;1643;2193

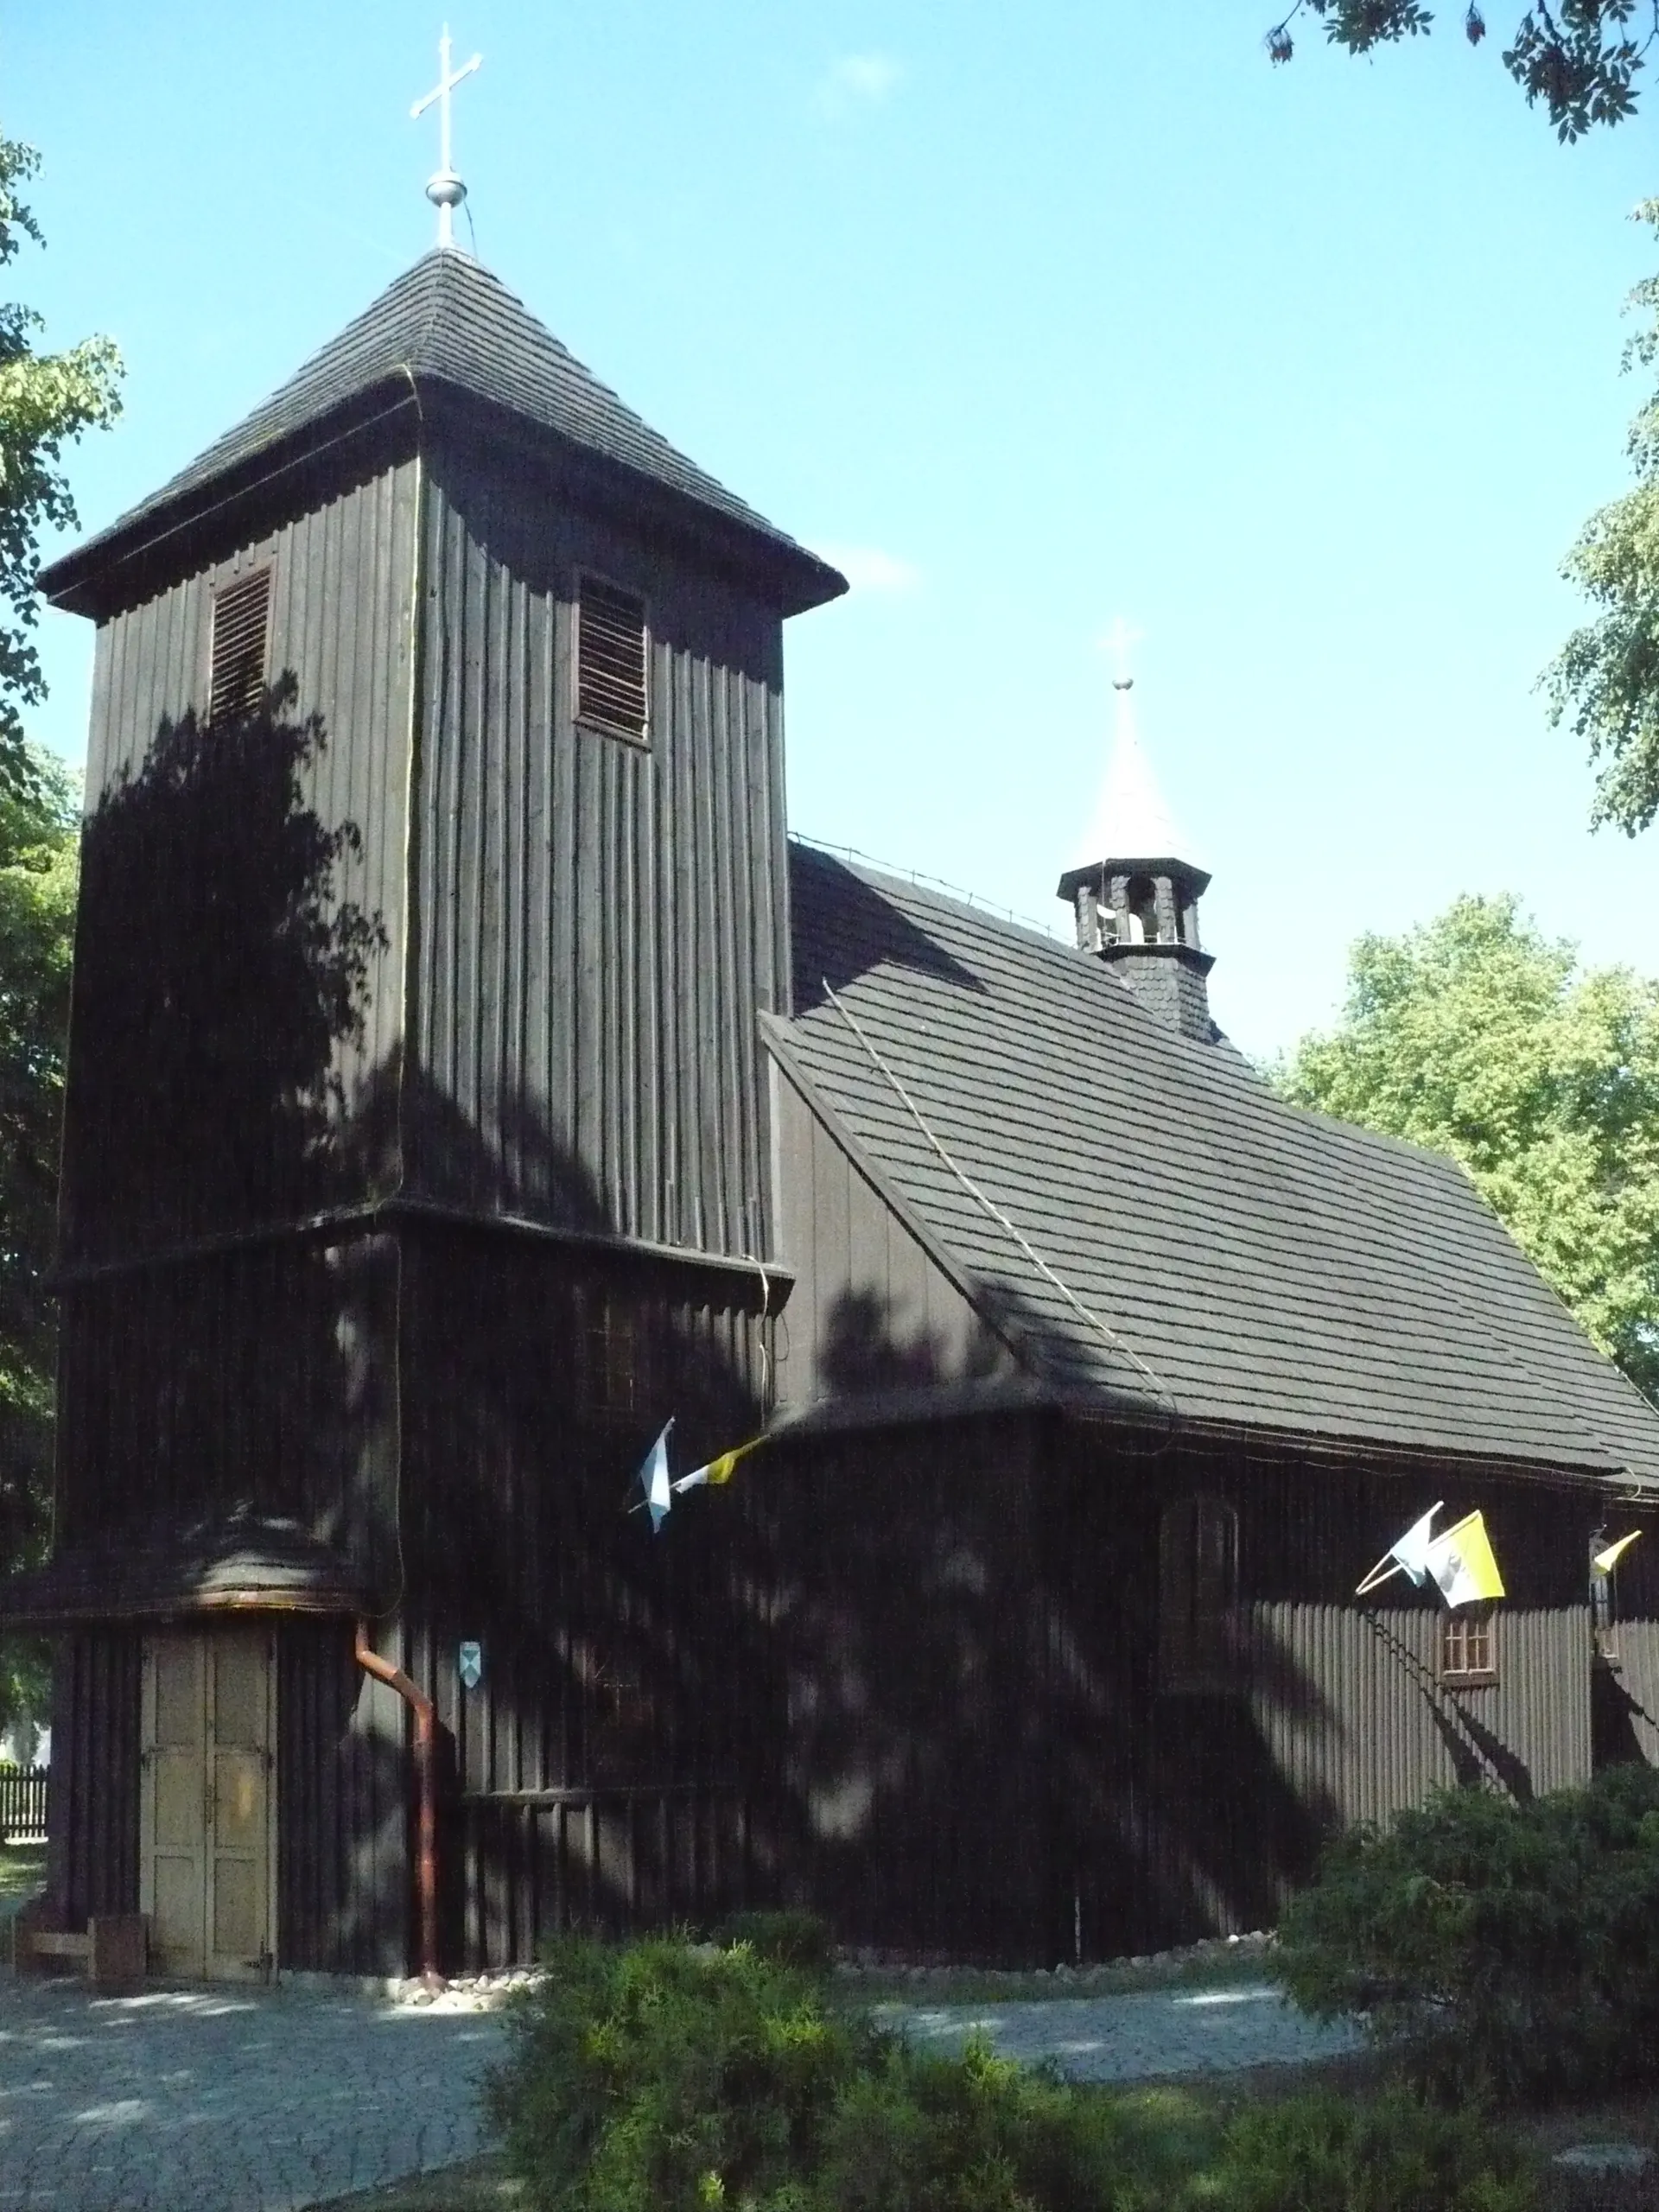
773;844;1659;1485
41;249;845;612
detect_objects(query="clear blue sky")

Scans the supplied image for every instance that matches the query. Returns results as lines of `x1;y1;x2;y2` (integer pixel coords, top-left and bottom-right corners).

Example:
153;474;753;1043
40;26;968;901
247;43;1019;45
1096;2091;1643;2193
9;3;1657;1058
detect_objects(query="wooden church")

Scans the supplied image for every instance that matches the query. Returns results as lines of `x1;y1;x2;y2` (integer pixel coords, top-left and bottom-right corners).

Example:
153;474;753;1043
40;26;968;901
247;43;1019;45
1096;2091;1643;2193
8;227;1659;1980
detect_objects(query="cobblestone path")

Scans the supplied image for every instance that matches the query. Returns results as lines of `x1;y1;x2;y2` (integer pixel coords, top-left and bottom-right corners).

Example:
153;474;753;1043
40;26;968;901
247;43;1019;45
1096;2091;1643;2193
0;1972;1363;2210
0;1979;504;2212
876;1981;1365;2082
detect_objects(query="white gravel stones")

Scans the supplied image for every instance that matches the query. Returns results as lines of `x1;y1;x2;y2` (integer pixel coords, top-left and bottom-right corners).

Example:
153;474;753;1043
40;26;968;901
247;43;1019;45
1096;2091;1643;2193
1551;2143;1655;2175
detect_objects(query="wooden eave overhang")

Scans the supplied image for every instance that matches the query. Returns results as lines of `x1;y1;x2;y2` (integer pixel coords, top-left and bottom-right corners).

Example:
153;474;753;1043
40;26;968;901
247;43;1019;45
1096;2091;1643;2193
49;1192;793;1314
0;1516;368;1629
37;381;426;620
41;378;847;625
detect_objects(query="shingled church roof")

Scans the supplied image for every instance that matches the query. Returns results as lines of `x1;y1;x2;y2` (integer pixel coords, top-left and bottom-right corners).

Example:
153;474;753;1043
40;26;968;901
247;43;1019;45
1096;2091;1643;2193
41;248;844;614
772;843;1659;1485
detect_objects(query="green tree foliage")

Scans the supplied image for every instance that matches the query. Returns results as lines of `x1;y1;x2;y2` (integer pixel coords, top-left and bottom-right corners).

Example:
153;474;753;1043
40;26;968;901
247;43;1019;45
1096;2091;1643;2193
0;748;75;1745
0;134;120;810
0;132;117;1741
1544;200;1659;836
1275;894;1659;1397
1264;1;1658;138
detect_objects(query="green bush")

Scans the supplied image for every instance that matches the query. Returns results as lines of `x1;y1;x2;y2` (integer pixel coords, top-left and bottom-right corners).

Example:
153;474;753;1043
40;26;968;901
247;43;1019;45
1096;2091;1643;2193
1273;1764;1659;2102
490;1929;1536;2211
1207;2088;1535;2212
487;1929;882;2212
814;2036;1198;2212
713;1910;835;1975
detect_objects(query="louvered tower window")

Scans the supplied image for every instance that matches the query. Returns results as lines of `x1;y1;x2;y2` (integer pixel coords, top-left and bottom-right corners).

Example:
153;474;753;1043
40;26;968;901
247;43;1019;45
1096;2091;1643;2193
209;569;272;725
576;576;648;743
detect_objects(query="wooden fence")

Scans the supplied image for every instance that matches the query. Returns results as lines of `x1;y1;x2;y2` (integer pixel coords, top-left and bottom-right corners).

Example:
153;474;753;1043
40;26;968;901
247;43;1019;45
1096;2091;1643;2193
0;1764;48;1841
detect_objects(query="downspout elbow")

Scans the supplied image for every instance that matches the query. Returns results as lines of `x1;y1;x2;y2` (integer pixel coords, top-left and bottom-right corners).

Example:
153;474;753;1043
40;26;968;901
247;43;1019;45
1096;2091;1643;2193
353;1619;442;1992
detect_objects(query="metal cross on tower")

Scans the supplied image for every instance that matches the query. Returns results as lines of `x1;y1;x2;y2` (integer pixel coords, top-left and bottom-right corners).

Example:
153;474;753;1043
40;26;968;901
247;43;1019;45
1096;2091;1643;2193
412;25;483;250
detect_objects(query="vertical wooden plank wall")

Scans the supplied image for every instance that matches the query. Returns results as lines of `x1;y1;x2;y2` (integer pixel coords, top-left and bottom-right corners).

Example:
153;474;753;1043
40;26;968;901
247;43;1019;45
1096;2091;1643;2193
769;1070;1016;1405
47;1633;141;1926
276;1622;411;1974
1593;1532;1659;1768
54;1235;400;1575
48;461;419;1960
65;457;418;1253
772;1417;1047;1965
397;1224;780;1969
409;442;789;1261
1041;1427;1599;1960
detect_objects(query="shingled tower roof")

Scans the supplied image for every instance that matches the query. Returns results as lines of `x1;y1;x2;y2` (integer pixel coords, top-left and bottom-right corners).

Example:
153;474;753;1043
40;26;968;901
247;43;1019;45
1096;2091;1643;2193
41;248;845;616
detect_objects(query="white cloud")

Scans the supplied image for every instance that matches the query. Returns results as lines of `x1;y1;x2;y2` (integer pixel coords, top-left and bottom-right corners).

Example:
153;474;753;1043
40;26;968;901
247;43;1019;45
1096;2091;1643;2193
814;51;903;120
817;543;922;594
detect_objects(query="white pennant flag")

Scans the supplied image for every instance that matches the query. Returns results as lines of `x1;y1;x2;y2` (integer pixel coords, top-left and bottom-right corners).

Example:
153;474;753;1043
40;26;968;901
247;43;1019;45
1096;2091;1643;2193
632;1419;675;1535
1356;1503;1443;1596
1422;1510;1505;1609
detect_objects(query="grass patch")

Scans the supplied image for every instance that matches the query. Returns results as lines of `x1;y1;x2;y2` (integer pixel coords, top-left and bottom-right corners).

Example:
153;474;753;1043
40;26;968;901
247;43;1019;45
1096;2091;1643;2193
302;2157;519;2212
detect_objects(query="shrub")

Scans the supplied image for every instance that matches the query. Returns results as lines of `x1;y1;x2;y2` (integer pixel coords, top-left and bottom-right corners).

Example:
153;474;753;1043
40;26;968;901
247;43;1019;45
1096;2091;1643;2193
814;2036;1193;2212
1206;2088;1535;2212
488;1929;882;2212
1273;1764;1659;2102
713;1909;835;1975
489;1929;1537;2211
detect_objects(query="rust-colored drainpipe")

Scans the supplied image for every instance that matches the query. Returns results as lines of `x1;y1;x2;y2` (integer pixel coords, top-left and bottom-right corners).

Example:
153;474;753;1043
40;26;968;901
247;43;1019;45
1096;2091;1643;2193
354;1620;443;1992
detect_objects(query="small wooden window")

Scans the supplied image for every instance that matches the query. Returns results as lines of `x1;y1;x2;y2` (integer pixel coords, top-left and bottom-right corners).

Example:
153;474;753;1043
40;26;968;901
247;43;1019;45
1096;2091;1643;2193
578;1286;650;1419
1158;1493;1239;1694
576;576;648;743
1440;1607;1497;1684
588;1652;659;1783
209;569;272;725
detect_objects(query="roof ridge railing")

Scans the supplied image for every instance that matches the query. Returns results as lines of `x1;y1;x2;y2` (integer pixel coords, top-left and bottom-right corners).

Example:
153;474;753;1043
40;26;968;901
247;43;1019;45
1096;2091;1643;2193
790;832;1068;945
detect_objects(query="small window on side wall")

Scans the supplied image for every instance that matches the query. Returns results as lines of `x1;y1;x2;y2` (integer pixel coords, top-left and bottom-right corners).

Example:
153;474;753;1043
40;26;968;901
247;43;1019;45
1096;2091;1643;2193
209;569;272;726
1440;1606;1497;1684
577;1285;651;1421
581;1639;663;1785
1158;1492;1239;1694
576;575;649;744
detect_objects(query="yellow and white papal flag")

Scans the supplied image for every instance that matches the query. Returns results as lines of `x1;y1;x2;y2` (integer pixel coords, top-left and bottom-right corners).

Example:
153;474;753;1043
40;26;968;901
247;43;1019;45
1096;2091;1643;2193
1423;1510;1505;1609
671;1435;766;1495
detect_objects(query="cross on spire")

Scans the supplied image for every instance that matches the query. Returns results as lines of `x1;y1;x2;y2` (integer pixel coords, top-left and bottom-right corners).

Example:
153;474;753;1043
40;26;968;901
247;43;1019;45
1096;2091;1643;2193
412;25;483;250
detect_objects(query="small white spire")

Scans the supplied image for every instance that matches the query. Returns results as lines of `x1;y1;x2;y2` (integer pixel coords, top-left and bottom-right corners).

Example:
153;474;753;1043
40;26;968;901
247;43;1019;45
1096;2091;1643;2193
1069;636;1199;869
1100;613;1141;695
411;25;483;251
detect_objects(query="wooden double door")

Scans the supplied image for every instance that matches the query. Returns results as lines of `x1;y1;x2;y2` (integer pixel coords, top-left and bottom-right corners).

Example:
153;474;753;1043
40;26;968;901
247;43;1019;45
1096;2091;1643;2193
140;1629;276;1980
